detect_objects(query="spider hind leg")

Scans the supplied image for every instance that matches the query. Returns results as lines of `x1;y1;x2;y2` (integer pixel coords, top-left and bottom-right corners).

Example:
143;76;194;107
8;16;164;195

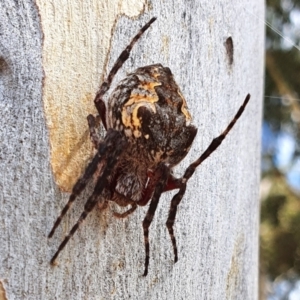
142;163;169;276
183;94;250;181
165;94;250;264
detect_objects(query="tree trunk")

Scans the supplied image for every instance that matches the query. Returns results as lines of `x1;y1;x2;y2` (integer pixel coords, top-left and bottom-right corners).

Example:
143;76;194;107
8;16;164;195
0;1;263;299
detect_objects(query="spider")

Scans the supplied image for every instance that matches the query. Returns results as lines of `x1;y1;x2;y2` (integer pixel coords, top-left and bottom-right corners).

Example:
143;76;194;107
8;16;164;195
48;17;250;276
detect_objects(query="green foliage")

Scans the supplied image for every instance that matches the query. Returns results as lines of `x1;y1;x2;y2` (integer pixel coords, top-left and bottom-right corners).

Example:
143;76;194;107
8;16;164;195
265;48;300;134
262;0;300;281
260;176;300;278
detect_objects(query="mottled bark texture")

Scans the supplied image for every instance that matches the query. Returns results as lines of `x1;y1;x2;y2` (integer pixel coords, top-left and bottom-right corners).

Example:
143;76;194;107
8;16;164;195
0;1;263;299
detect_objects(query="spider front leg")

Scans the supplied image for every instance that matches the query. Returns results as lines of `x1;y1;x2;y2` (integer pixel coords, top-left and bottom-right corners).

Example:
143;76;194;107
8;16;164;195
48;112;107;237
48;112;110;238
165;94;250;263
50;129;127;264
93;17;156;129
48;153;101;238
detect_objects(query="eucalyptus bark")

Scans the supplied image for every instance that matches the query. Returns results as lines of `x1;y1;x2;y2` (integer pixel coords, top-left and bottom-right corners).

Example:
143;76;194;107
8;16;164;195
0;0;263;299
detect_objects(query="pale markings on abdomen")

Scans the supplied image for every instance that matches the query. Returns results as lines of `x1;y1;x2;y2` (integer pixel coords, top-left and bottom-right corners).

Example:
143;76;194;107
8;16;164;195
121;81;161;138
177;90;192;124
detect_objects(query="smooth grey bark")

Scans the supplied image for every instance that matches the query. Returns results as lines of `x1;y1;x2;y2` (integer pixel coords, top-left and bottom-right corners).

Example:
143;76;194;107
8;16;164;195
0;0;263;299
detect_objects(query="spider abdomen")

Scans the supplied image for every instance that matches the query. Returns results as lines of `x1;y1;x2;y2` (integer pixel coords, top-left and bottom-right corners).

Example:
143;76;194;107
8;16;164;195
108;64;197;166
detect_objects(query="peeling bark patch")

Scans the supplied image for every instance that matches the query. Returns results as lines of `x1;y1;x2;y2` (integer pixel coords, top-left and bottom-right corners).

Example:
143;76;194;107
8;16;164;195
0;57;10;76
0;281;8;300
35;0;146;191
225;37;234;65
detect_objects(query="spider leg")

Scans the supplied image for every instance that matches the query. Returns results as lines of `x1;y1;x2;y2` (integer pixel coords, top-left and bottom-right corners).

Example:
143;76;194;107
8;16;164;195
165;184;186;263
165;94;250;263
48;153;100;238
94;99;108;131
183;94;250;181
50;129;126;264
93;17;156;129
163;174;182;192
142;163;169;276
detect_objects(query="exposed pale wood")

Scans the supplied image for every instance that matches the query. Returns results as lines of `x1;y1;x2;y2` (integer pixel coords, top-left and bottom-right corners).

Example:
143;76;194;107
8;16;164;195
0;281;8;300
0;0;263;299
36;0;147;192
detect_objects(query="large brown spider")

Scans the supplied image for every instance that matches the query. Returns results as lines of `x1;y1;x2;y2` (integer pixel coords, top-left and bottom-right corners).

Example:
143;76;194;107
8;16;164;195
48;17;250;276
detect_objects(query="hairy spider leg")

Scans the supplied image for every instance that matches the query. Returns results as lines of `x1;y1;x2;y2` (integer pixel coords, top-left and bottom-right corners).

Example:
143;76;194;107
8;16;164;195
48;113;106;238
50;130;127;264
165;94;251;263
48;153;100;238
166;184;186;262
142;163;169;276
48;129;122;239
93;17;157;130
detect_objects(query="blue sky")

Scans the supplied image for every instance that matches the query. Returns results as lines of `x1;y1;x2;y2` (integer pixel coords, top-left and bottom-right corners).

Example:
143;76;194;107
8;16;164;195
262;121;300;192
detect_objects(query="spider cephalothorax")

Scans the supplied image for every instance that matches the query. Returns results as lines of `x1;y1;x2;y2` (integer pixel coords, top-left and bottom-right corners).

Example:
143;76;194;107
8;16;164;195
48;17;250;276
